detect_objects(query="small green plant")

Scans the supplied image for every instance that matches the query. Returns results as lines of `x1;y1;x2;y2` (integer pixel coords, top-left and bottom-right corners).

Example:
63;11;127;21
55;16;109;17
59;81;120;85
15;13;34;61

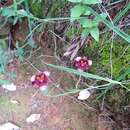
68;0;130;43
68;0;104;42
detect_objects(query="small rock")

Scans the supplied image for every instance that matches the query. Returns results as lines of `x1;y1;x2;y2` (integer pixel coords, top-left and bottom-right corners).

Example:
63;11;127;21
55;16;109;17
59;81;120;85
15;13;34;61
2;83;16;91
26;114;41;123
0;122;20;130
78;89;91;100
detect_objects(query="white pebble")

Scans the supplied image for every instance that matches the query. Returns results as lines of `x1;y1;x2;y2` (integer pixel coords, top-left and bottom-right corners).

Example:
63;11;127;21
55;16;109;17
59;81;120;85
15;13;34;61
78;89;91;100
2;83;16;91
26;114;41;123
0;122;20;130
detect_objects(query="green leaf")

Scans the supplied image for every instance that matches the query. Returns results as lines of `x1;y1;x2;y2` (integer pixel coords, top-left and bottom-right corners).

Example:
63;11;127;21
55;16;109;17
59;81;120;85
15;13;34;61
13;17;19;25
99;13;108;20
84;9;91;15
117;69;130;81
95;13;108;23
83;0;102;4
71;4;86;18
80;18;98;28
68;0;82;3
0;79;10;85
90;27;99;42
88;7;130;43
27;37;37;48
81;29;89;38
17;9;28;17
80;19;91;27
1;7;15;17
15;45;25;61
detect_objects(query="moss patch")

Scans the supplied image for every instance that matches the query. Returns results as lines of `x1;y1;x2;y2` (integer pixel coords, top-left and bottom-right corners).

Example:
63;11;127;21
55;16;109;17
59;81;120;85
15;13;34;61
83;41;130;79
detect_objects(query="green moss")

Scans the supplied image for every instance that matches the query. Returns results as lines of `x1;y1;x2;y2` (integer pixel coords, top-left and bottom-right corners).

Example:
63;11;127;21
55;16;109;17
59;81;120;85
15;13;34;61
28;0;44;18
83;41;130;79
28;0;69;18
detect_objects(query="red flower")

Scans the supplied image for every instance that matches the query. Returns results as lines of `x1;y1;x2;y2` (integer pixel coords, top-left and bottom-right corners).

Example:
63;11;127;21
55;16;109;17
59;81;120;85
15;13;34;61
31;71;50;91
74;56;92;71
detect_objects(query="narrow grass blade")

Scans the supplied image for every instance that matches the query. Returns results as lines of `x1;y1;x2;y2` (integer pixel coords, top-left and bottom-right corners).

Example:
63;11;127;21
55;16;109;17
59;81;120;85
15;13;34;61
46;63;121;84
47;89;81;97
114;3;130;23
88;7;130;43
117;69;130;81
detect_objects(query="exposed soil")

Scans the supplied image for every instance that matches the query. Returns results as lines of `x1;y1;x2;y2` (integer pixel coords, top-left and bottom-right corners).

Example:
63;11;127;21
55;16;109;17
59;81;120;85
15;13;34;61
0;47;98;130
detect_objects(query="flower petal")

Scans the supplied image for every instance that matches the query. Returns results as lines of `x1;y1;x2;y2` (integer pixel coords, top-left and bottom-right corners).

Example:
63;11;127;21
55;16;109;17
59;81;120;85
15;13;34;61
88;60;92;66
39;85;48;91
44;71;50;76
74;56;92;71
75;57;81;61
30;75;36;82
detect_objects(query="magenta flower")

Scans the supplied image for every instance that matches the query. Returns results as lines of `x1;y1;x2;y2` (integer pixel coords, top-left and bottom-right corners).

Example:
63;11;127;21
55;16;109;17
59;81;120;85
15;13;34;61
31;71;50;91
74;56;92;71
